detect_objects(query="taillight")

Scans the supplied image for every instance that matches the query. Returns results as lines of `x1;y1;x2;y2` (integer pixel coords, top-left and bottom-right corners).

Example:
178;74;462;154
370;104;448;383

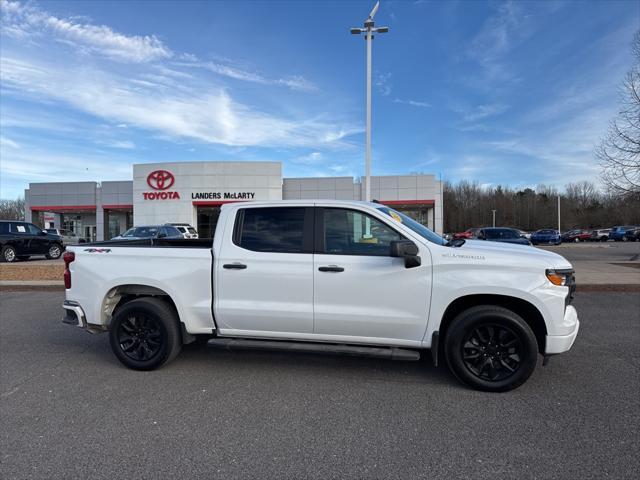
63;251;75;289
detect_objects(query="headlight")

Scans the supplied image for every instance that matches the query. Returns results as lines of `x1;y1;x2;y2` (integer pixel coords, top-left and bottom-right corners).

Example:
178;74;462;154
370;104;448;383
545;268;574;286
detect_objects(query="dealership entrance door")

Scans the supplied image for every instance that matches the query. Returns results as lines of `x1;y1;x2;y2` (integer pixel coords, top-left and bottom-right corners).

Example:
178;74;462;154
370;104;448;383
197;207;221;239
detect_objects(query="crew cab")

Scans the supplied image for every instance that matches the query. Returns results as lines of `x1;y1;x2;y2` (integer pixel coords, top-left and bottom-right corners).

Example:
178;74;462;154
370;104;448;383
62;201;579;392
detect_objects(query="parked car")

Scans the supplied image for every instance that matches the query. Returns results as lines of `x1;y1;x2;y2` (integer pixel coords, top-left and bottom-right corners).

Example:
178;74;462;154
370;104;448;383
453;227;481;239
589;229;611;242
0;220;64;262
531;229;561;245
45;228;83;245
63;200;579;392
111;225;184;241
166;223;199;239
623;227;640;242
476;228;531;245
561;229;592;243
610;226;638;242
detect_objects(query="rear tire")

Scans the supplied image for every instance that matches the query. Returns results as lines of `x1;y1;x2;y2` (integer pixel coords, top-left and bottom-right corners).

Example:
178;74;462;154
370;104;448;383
444;306;538;392
1;246;17;263
45;243;63;259
109;297;182;370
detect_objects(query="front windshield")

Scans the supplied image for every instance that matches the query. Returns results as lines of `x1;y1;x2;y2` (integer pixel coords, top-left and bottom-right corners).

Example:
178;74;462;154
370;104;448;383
122;227;158;238
377;206;447;246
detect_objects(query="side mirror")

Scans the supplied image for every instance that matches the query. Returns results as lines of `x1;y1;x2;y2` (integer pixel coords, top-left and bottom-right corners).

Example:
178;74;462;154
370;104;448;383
390;240;421;268
39;230;47;236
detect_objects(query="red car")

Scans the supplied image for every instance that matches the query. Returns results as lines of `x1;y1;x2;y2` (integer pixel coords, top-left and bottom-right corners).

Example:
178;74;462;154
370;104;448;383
561;229;592;243
453;228;481;239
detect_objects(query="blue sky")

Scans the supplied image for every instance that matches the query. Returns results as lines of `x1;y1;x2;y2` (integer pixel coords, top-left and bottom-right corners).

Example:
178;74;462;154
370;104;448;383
0;0;638;198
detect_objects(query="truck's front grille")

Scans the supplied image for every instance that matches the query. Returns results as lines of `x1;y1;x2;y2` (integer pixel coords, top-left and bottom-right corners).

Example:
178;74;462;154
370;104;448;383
565;272;576;307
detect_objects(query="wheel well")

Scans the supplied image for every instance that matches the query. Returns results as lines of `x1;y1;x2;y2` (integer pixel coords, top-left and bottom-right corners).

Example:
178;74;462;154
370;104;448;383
102;284;179;327
439;294;547;354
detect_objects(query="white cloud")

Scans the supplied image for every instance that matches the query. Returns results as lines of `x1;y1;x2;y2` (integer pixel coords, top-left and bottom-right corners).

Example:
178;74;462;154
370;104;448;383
99;140;136;149
461;103;509;122
375;72;392;96
393;98;431;108
0;55;354;149
293;151;323;165
0;0;172;63
0;136;20;149
176;60;318;92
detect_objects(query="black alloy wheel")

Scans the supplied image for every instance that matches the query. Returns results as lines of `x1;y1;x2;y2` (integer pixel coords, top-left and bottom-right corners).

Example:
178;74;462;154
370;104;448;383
108;297;182;370
461;323;523;382
444;305;538;392
117;314;164;362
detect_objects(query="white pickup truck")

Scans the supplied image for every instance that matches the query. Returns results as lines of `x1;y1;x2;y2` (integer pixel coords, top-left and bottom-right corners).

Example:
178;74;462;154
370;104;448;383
62;200;579;391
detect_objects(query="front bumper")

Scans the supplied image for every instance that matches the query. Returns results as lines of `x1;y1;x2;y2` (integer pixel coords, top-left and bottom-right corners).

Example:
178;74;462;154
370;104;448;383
545;305;579;354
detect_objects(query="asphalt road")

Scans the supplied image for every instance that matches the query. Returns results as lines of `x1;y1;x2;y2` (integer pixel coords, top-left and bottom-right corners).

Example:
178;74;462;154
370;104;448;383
1;291;638;479
537;241;640;262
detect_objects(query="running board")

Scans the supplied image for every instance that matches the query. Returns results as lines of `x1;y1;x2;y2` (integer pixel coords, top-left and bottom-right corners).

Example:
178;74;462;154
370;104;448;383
207;338;421;361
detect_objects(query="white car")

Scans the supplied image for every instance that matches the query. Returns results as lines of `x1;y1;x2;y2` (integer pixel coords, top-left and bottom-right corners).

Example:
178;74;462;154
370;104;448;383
166;223;199;239
62;200;579;392
45;228;82;244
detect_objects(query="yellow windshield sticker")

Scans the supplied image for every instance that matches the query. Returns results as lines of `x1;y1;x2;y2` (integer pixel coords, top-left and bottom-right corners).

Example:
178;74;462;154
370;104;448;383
389;211;403;223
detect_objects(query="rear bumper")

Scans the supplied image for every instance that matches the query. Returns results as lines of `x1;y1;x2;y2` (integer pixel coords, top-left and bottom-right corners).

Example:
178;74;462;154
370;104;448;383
62;300;86;328
545;305;579;354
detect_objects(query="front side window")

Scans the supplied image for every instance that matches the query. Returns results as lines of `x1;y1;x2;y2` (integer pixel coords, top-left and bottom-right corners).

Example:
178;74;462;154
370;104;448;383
26;224;42;235
323;208;403;256
237;207;306;253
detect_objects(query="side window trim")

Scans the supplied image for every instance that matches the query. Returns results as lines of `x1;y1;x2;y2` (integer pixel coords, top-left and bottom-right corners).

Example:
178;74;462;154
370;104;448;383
315;207;406;256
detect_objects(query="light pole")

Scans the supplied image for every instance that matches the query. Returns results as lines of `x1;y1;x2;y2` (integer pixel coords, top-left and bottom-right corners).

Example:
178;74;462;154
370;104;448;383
351;1;388;202
492;209;497;228
557;195;561;233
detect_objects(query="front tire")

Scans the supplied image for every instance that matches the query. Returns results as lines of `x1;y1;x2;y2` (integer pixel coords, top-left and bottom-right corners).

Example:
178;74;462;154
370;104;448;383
1;245;17;263
444;306;538;392
45;243;63;259
109;297;182;370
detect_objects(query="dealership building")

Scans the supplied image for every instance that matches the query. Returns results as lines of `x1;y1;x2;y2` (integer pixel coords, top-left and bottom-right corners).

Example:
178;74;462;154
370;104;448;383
24;161;443;241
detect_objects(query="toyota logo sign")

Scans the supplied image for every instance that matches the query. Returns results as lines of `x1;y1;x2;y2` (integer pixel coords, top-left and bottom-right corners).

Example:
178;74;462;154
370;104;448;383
147;170;175;190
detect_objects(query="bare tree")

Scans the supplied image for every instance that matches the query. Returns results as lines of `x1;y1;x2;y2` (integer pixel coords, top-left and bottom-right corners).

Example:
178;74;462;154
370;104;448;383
0;198;25;220
596;31;640;197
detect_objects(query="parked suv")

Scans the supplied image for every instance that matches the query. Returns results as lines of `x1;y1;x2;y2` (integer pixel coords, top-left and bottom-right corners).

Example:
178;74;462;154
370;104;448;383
623;227;640;242
111;225;184;241
166;223;199;239
590;229;611;242
45;228;83;245
476;227;531;245
0;220;64;262
530;229;561;245
610;226;637;242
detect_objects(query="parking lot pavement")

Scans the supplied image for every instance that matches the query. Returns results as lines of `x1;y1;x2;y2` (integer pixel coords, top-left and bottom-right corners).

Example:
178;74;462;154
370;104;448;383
1;291;639;480
538;242;640;285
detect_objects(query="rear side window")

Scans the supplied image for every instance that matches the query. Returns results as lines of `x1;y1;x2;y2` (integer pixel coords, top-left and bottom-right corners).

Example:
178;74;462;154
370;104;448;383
236;207;307;253
176;227;186;233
